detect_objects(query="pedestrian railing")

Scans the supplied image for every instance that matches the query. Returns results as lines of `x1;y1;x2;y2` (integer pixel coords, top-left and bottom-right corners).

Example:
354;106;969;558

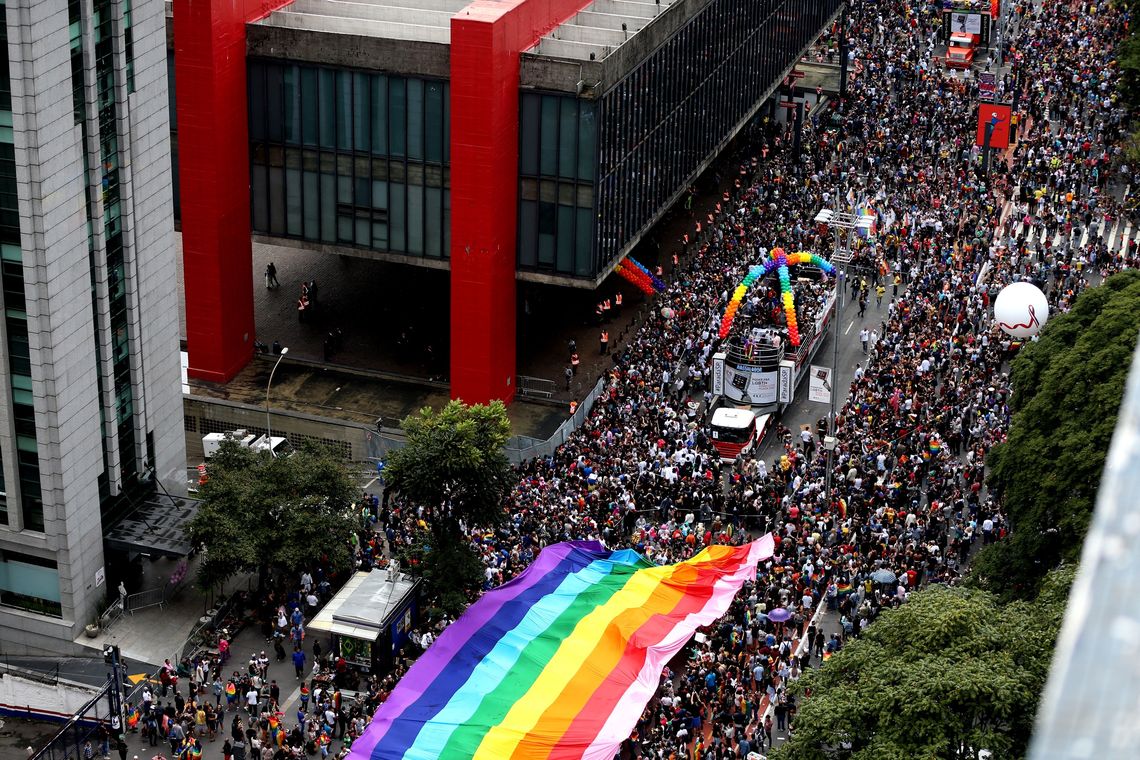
504;376;606;464
517;375;556;399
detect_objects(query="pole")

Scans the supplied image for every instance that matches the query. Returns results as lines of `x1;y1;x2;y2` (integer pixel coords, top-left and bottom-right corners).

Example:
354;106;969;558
982;120;995;178
266;347;289;457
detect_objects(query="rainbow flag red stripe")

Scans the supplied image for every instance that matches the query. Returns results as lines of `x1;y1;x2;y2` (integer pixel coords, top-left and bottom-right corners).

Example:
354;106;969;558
348;537;773;760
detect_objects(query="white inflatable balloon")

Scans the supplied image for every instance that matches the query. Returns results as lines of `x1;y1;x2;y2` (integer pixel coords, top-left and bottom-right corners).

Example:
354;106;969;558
994;282;1049;338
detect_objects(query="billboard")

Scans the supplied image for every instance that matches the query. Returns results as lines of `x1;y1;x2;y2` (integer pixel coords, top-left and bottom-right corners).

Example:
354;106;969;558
976;103;1012;149
808;365;832;404
950;12;983;34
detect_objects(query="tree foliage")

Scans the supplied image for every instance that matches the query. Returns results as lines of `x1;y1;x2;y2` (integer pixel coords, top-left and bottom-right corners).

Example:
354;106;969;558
774;569;1074;760
395;528;486;619
187;441;359;591
972;270;1140;599
384;400;513;547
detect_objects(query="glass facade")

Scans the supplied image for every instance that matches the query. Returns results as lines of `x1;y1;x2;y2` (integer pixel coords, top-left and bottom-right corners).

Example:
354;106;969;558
517;93;597;277
0;3;41;532
248;60;451;260
594;0;842;269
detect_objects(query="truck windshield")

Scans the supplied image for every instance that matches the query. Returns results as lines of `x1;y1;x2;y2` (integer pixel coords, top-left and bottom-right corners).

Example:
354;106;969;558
712;424;754;445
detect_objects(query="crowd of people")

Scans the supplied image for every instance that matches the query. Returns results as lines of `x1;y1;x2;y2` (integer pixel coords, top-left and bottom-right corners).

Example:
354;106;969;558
129;1;1132;759
378;0;1136;757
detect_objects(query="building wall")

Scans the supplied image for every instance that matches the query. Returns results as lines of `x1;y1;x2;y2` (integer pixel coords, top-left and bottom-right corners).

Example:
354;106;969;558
0;0;183;655
593;0;845;273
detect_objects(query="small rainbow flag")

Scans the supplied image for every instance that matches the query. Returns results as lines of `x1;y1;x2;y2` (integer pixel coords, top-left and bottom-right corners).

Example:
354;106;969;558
836;582;853;598
349;537;773;760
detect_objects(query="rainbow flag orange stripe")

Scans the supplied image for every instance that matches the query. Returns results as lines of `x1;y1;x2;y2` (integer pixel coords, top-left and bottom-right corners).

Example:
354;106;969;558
349;537;773;760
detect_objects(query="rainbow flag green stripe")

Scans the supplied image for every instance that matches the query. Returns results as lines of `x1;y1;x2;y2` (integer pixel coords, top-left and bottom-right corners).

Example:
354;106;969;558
348;536;773;760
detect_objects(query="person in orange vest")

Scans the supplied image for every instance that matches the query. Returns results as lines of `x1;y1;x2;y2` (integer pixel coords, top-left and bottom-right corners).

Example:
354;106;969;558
614;291;623;315
602;298;611;321
570;351;580;374
600;329;609;355
569;400;578;415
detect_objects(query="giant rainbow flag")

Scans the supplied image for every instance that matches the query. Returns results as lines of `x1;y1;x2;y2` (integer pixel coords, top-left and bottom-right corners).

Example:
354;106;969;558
349;536;773;760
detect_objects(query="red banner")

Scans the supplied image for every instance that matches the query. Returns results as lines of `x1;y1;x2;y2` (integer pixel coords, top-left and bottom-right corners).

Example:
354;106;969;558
976;103;1012;149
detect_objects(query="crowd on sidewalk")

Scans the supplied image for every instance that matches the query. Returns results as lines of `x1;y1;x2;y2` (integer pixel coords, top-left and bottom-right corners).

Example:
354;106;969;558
136;0;1131;759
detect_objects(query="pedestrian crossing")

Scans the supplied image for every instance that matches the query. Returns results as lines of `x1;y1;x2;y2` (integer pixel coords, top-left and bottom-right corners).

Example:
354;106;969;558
1001;198;1138;261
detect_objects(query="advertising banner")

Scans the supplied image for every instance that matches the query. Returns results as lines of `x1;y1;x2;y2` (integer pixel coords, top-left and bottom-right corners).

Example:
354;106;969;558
808;365;833;404
976;103;1012;149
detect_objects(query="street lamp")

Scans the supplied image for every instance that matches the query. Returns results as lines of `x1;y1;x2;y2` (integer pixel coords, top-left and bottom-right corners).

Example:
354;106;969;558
814;199;873;509
266;347;289;457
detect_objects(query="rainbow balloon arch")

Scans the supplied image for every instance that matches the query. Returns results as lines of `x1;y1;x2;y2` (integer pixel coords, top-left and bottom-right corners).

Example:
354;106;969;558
614;256;666;296
718;248;835;345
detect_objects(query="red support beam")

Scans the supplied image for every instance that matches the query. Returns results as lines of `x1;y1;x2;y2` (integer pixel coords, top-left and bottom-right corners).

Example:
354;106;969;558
448;0;592;405
174;0;293;382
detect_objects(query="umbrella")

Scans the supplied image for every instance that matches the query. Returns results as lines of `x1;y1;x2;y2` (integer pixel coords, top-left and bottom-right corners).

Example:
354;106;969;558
871;569;897;585
767;607;793;623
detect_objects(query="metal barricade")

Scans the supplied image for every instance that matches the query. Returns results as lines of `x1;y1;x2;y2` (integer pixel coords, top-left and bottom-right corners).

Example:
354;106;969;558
516;375;556;399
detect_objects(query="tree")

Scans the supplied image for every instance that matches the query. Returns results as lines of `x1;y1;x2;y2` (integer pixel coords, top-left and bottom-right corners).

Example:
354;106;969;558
187;441;359;591
773;569;1073;760
972;270;1140;599
395;527;486;618
383;400;513;546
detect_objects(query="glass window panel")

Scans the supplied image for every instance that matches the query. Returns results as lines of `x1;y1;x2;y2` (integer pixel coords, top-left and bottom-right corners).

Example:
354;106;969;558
537;201;555;266
578;102;596;181
425;81;443;163
575;207;592;276
320;173;335;242
407;79;423;161
268;167;285;234
425;186;441;258
371;75;387;155
372;180;388;210
373;221;388;249
520;94;539;176
389;183;405;251
303;170;319;238
286;165;302;236
336;71;351;150
556;205;574;272
443;83;450;164
251;162;268;232
407;183;423;255
519;200;537;267
558;98;577;179
318;69;335;149
249;62;266;141
301;68;318;146
539;97;558;176
388;78;406;158
283;65;298;143
443;187;450;257
353;72;371;152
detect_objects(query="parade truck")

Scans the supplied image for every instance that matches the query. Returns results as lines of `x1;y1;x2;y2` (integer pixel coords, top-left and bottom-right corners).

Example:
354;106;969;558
710;267;837;416
708;406;772;462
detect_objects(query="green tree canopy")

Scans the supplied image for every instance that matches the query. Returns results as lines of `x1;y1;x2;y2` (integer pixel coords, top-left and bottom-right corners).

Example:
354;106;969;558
187;441;359;591
774;569;1073;760
973;270;1140;598
383;400;513;546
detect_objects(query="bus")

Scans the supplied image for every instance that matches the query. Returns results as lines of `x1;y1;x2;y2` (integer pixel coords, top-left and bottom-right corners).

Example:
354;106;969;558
709;407;772;462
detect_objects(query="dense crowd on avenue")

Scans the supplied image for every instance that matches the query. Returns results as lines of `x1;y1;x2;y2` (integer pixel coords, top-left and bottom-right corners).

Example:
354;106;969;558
122;0;1130;759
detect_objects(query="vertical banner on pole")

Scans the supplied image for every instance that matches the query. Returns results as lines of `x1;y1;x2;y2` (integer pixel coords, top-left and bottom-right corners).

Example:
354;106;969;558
711;353;726;397
808;365;833;404
976;103;1011;148
778;360;795;404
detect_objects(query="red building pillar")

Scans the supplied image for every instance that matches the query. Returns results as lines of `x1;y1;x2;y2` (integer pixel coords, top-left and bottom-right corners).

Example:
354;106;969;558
448;0;591;405
174;0;292;382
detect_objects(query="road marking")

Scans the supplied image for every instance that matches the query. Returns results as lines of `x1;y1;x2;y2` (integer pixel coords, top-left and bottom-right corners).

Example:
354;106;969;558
365;477;379;489
844;320;854;335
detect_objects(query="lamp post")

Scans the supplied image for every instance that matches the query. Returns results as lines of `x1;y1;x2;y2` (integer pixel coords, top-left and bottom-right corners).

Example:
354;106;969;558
814;198;873;510
266;347;289;457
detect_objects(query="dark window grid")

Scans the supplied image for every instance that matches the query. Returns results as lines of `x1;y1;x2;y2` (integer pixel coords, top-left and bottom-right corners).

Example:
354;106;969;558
250;61;449;257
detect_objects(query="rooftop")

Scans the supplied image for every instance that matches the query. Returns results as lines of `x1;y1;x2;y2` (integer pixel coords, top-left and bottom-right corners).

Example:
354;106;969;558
308;568;419;639
255;0;470;45
253;0;678;60
530;0;678;62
